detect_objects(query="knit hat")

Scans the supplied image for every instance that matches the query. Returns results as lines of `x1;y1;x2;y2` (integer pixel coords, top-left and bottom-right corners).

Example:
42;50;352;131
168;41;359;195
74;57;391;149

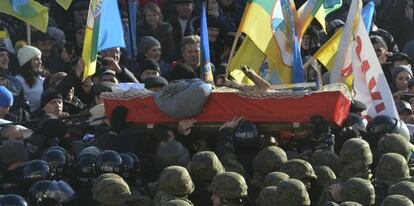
172;63;196;80
47;27;65;42
17;45;41;66
0;86;13;108
138;36;161;55
144;76;168;89
140;59;160;75
40;88;63;109
0;139;28;166
0;46;8;53
392;65;413;82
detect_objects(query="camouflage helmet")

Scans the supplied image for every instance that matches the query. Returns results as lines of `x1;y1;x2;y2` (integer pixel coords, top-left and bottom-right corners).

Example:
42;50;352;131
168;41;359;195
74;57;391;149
255;186;278;206
340;177;375;205
162;199;193;206
208;172;248;199
189;151;224;182
92;173;131;206
310;150;342;175
262;172;290;188
280;159;317;180
220;153;245;176
314;166;337;187
274;179;311;206
340;138;373;165
381;195;414;206
253;146;287;175
157;140;190;169
159;166;194;196
340;202;362;206
388;181;414;202
375;153;409;186
377;134;412;160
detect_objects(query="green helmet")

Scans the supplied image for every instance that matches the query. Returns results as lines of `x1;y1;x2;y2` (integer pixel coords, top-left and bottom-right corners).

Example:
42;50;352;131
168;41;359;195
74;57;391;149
280;159;317;180
159;166;195;196
189;151;224;182
157;140;191;169
253;146;287;175
388;181;414;202
340;202;362;206
162;199;193;206
381;195;414;206
255;186;278;206
377;134;412;161
220;153;245;176
92;173;131;206
274;179;310;206
340;138;373;165
208;172;248;199
262;172;289;188
310;150;341;175
340;177;375;205
340;160;372;181
375;153;409;186
314;166;337;187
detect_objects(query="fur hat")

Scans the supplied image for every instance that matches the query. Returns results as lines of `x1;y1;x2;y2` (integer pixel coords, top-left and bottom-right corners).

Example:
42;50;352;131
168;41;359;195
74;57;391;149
17;45;41;66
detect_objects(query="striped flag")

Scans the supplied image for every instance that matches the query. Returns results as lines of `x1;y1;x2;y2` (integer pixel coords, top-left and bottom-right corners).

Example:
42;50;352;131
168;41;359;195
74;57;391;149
297;0;325;38
200;1;214;83
0;0;49;32
82;0;126;78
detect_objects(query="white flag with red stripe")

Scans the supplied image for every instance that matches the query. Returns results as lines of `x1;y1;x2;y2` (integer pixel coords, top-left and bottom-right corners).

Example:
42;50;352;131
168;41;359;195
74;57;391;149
352;18;399;120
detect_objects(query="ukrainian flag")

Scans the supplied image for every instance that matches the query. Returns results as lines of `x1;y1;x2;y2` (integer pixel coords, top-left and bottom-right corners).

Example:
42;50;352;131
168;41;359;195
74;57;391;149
0;0;49;32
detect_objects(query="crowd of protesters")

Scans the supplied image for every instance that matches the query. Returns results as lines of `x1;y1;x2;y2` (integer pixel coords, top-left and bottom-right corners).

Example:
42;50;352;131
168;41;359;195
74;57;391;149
0;0;414;205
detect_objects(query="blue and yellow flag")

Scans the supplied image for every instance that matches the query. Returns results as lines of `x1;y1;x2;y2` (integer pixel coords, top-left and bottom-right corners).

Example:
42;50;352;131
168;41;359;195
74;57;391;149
82;0;125;78
56;0;72;10
200;1;214;82
0;0;49;32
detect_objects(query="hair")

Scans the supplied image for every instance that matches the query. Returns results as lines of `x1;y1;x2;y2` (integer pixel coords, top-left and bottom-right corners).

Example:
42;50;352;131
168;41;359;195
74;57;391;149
19;62;36;88
143;3;164;24
181;35;200;52
370;35;388;51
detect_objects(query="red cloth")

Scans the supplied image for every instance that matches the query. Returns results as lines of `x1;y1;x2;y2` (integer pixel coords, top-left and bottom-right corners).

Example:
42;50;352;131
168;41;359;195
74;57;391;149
104;91;351;126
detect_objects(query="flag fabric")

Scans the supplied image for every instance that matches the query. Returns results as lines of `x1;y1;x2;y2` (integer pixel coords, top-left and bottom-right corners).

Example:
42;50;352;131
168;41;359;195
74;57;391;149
0;0;49;32
315;0;343;32
229;0;293;84
330;0;361;84
200;1;214;82
56;0;72;10
361;1;375;32
292;36;305;83
82;0;126;78
352;17;399;119
297;0;325;38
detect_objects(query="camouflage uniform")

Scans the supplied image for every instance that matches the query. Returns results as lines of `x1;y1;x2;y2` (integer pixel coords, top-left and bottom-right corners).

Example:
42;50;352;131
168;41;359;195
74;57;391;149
339;138;373;181
374;153;410;204
310;150;342;175
381;195;414;206
188;151;224;206
274;179;311;206
153;166;194;206
340;177;375;205
92;173;132;206
262;172;289;188
255;186;278;206
250;146;287;201
208;172;248;206
388;181;414;203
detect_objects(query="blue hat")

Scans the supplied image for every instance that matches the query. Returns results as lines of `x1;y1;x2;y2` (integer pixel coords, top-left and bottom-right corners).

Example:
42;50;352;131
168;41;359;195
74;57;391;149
0;86;13;108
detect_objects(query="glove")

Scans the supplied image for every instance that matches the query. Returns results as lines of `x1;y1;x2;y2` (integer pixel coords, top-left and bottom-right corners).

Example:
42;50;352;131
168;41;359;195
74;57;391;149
110;106;128;133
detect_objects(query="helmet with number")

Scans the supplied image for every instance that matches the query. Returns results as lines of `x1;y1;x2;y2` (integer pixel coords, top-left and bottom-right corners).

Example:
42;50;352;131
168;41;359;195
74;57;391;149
159;166;195;196
0;194;28;206
41;148;70;180
280;159;317;181
23;160;51;187
375;153;409;186
274;179;311;206
340;138;373;165
75;154;97;186
253;146;287;175
381;195;413;206
208;172;248;199
344;114;367;132
95;150;122;175
234;122;259;142
367;115;410;141
189;151;224;182
27;180;76;206
119;152;140;184
340;177;375;205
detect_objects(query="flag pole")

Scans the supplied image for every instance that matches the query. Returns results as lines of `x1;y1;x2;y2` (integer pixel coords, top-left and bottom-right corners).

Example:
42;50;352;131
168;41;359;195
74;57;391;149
125;0;137;77
26;23;31;45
